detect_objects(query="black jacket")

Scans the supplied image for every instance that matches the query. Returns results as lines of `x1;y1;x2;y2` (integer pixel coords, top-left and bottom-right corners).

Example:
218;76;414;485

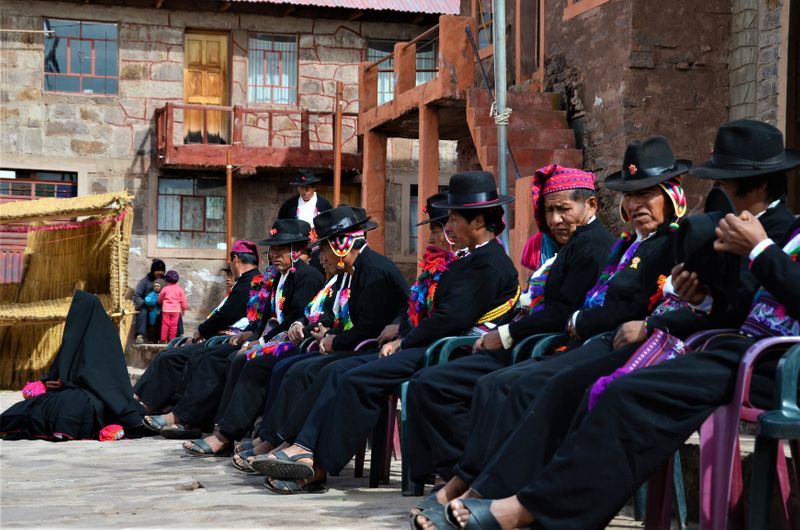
248;260;324;341
574;223;675;340
400;239;520;349
509;220;616;342
197;267;260;339
647;204;796;339
331;246;409;351
277;194;333;221
750;216;800;322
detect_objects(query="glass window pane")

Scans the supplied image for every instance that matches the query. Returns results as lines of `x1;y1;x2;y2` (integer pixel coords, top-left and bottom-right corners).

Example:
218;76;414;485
44;74;79;93
181;196;205;231
159;178;193;195
157;195;181;230
44;37;67;74
82;77;116;95
82;22;116;41
46;19;80;38
95;40;118;77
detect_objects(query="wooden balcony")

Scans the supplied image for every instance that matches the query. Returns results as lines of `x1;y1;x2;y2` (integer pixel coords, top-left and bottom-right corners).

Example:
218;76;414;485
154;103;361;174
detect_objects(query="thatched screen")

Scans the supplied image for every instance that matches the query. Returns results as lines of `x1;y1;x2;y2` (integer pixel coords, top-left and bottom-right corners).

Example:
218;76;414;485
0;192;134;388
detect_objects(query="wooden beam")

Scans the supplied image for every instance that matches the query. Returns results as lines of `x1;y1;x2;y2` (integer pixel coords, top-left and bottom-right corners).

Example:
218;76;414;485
155;0;165;8
412;13;425;24
219;1;232;12
282;5;295;17
348;10;363;21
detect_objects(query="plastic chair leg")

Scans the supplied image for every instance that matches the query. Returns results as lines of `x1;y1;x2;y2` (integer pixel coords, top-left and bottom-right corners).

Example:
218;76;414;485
369;400;389;488
747;436;778;530
633;484;647;522
353;440;366;478
700;407;742;530
672;451;689;530
644;458;674;530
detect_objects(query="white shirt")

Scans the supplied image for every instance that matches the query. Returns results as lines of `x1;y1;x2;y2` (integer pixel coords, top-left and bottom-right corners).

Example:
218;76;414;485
297;193;319;225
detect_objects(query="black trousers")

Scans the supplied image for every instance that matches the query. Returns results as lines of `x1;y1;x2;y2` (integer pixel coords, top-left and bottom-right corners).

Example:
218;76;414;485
215;349;301;441
134;342;206;412
469;340;638;499
517;335;779;530
292;352;379;450
255;352;320;442
171;343;238;430
316;347;428;474
453;336;617;483
405;348;512;480
259;353;349;446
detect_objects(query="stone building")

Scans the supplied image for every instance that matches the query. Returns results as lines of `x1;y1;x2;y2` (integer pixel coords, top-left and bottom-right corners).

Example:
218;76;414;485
0;0;460;333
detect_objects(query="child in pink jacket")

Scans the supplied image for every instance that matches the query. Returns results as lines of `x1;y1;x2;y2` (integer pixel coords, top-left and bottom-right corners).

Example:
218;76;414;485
157;270;188;342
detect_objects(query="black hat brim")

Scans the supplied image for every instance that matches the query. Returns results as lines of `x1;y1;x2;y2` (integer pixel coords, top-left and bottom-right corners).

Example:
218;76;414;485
258;236;311;246
309;219;378;248
431;195;514;210
689;149;800;180
416;215;448;227
603;160;692;192
290;176;322;186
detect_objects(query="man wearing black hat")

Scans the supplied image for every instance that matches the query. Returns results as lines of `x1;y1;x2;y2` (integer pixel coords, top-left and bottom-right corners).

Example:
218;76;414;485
145;221;324;446
257;172;521;492
133;243;261;415
439;120;800;530
276;169;333;224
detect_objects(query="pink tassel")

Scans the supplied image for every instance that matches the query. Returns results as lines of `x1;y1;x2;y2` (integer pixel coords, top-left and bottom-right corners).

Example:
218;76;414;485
99;424;125;441
21;381;46;400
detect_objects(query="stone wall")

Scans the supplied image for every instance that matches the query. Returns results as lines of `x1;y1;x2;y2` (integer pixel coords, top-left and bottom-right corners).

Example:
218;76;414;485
0;0;435;333
543;0;730;231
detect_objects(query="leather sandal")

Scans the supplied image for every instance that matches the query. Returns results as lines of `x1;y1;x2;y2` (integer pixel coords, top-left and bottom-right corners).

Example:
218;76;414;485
183;438;232;458
445;499;501;530
250;450;315;479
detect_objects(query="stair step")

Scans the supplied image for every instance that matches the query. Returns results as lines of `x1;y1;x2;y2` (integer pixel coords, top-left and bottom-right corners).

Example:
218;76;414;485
481;146;583;170
467;87;562;111
468;107;569;130
125;343;168;370
473;126;576;150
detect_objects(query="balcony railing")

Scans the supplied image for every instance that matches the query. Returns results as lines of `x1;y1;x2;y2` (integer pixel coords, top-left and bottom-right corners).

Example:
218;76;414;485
154;103;361;171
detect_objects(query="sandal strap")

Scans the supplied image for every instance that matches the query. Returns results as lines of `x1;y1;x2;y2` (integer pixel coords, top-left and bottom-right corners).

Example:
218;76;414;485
455;499;502;530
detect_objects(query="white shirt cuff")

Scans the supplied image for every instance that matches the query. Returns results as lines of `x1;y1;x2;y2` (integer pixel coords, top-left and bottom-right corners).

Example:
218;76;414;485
498;324;514;350
689;294;714;314
749;238;775;263
568;311;580;331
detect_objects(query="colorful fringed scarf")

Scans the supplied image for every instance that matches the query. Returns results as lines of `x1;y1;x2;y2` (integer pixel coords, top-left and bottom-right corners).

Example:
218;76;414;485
332;274;353;331
582;232;640;309
525;255;556;314
305;274;339;324
407;246;458;327
739;228;800;338
273;272;288;324
246;268;276;323
245;331;296;360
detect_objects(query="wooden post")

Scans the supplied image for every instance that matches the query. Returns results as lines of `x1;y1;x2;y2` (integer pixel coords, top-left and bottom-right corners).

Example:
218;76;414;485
226;150;233;260
362;130;387;253
333;81;343;206
417;104;439;266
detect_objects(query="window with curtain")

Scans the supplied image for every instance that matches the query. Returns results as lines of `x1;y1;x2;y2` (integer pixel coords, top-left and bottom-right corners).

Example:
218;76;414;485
248;34;298;105
43;19;118;95
367;41;439;105
157;178;226;249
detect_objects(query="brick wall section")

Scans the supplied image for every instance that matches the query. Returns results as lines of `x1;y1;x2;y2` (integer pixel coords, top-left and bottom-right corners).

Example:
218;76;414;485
0;0;437;331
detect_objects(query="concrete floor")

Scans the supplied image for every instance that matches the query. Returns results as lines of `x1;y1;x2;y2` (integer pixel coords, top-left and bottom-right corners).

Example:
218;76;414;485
0;391;646;529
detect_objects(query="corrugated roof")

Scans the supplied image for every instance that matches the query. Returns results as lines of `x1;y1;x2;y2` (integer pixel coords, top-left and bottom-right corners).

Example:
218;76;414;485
228;0;460;15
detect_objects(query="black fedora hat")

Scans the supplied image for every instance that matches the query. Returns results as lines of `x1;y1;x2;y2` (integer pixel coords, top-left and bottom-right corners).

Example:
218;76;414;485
673;187;739;298
416;191;450;226
289;169;322;186
310;205;378;247
432;171;514;209
258;219;312;246
604;136;692;192
690;120;800;180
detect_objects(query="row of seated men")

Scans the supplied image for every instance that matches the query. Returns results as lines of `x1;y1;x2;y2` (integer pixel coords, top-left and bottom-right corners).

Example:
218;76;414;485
129;118;799;529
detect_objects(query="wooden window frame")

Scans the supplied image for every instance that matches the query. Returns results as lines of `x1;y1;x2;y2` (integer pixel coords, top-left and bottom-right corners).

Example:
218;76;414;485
247;33;299;107
563;0;612;20
472;0;494;58
43;18;119;96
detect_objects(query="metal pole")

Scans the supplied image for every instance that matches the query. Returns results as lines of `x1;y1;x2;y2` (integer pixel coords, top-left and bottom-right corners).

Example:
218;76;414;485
226;150;233;260
493;0;510;251
333;81;343;206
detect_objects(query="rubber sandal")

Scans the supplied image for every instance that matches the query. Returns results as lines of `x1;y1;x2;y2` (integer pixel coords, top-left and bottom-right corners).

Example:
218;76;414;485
263;477;327;495
250;450;315;479
412;494;443;514
183;438;232;458
445;499;501;530
235;440;254;454
161;424;204;439
411;507;450;530
143;415;168;433
232;449;257;473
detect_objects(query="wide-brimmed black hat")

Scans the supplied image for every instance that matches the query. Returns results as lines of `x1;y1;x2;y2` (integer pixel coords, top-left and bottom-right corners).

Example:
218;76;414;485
289;169;322;186
416;191;450;226
258;219;312;246
690;120;800;180
604;136;692;192
432;171;514;209
310;205;378;247
673;187;739;298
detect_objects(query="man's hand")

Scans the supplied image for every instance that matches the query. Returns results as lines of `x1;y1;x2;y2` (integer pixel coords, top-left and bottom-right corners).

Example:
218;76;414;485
310;324;328;342
377;324;400;346
318;334;335;354
670;264;708;305
474;330;502;352
229;332;253;346
379;338;402;358
613;320;647;349
287;322;305;343
189;330;203;344
714;211;769;256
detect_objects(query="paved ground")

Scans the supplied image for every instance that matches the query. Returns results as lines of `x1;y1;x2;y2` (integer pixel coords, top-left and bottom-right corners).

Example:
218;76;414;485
0;391;647;528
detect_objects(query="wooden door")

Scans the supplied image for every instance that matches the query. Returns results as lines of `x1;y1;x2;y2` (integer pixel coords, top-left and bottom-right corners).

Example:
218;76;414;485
184;31;229;144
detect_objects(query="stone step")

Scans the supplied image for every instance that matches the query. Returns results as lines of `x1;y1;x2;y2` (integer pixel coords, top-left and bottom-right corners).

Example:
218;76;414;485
127;365;144;388
125;342;167;370
480;146;583;171
468;107;569;129
472;125;577;150
467;87;563;110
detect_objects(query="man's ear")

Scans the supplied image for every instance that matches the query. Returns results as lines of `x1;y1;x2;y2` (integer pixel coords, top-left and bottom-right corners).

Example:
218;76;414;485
585;196;599;213
471;213;486;231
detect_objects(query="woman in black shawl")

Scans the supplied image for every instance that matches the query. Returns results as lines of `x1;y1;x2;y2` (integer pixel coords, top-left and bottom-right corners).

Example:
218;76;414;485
0;291;145;440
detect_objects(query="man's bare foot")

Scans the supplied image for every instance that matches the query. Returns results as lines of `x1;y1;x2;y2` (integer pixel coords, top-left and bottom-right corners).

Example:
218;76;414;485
235;437;260;454
183;431;229;453
269;443;314;467
411;476;472;528
447;496;535;529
